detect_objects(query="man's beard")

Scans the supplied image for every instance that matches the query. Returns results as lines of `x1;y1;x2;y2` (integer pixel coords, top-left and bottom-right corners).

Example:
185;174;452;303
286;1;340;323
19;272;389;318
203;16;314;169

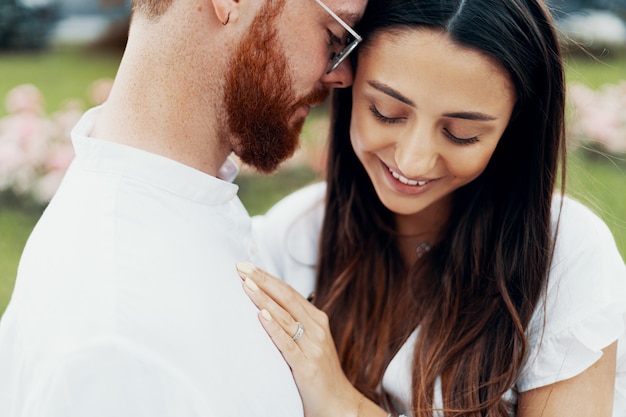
223;0;329;174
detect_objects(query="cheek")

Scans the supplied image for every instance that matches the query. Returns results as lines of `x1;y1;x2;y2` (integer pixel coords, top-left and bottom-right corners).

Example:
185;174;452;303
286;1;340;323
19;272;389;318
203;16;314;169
349;109;365;152
280;42;325;95
287;56;317;93
447;146;497;181
350;108;386;154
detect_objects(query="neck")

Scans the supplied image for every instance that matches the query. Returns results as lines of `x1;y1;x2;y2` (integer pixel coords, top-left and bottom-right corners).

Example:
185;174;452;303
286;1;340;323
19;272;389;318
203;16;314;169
395;196;452;265
90;8;232;176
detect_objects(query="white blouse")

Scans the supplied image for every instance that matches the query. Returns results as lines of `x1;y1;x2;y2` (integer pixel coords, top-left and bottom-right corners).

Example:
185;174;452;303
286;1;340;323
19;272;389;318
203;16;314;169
254;182;626;416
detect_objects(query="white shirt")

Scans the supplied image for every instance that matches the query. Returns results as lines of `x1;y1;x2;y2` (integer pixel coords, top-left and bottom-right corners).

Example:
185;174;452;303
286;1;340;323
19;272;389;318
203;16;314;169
0;107;303;417
254;181;626;416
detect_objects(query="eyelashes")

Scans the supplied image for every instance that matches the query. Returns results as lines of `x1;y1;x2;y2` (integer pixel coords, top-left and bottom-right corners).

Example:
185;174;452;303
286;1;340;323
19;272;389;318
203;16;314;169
368;105;480;145
443;129;479;145
369;105;404;124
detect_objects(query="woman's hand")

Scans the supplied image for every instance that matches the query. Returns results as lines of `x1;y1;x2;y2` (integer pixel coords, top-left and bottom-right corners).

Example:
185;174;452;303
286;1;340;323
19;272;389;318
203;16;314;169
235;261;363;417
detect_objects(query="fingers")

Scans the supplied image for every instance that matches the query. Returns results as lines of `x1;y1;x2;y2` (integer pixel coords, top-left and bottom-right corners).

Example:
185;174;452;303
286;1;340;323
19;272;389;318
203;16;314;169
235;263;369;417
236;262;308;344
256;309;307;367
236;261;312;322
238;269;300;337
236;262;306;302
235;261;336;365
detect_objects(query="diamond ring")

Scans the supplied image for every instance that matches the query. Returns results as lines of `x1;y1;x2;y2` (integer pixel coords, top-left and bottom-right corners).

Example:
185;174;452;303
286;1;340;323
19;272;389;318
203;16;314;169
291;322;304;342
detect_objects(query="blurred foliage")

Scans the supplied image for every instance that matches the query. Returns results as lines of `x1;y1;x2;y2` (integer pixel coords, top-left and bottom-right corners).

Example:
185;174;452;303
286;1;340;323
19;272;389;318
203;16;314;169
549;0;626;16
0;46;122;117
236;167;321;216
0;0;59;50
565;148;626;256
564;53;626;88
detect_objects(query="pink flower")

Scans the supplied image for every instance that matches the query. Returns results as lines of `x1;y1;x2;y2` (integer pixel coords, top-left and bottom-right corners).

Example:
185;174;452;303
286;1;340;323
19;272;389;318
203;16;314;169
45;143;75;172
88;78;114;106
568;82;626;154
4;84;45;115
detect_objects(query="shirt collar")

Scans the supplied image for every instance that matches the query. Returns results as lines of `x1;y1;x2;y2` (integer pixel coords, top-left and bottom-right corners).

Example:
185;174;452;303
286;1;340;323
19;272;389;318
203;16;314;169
71;106;241;206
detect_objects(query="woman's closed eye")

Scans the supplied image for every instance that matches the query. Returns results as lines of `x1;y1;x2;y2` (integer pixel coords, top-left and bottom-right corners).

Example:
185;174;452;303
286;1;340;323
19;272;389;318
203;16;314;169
443;128;479;145
369;105;404;124
368;102;481;145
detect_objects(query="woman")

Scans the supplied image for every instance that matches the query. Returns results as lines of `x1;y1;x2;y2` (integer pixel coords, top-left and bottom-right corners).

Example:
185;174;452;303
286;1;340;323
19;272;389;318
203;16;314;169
238;0;626;416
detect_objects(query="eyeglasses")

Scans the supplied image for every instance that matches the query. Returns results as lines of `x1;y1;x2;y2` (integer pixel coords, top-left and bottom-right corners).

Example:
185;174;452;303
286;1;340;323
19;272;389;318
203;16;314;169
315;0;362;74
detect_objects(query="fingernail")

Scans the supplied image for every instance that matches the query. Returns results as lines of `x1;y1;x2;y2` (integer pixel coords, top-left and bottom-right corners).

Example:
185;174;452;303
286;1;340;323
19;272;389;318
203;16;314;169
244;277;259;292
260;309;272;321
236;261;255;276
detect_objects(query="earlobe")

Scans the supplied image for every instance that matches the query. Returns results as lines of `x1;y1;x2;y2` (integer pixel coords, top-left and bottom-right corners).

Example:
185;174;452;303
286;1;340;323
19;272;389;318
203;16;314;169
211;0;240;26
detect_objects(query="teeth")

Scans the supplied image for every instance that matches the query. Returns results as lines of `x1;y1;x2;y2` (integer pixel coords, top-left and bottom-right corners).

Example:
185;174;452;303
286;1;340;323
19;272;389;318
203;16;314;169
389;168;428;186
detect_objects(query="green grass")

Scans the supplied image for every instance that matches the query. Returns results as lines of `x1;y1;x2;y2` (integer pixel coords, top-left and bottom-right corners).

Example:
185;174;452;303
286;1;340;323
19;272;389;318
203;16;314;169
564;53;626;88
237;167;321;216
0;48;624;317
566;150;626;256
0;46;121;117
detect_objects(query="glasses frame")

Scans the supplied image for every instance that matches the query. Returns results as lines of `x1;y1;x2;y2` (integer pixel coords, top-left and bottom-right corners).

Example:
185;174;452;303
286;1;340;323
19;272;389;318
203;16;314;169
315;0;363;74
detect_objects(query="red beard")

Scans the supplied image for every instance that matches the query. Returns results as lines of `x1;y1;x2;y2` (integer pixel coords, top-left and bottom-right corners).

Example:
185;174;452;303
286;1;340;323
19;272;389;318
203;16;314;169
223;0;329;173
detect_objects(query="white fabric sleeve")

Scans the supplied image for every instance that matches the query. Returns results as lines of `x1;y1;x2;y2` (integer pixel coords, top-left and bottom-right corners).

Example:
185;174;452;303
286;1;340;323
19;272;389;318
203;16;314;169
25;338;216;417
517;197;626;392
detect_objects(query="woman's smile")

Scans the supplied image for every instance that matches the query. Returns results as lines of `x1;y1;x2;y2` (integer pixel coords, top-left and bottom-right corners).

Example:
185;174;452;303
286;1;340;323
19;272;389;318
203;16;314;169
350;28;516;218
380;159;437;196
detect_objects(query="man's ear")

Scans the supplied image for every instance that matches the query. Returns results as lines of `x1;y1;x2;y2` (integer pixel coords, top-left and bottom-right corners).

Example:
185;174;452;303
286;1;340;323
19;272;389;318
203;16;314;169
211;0;241;25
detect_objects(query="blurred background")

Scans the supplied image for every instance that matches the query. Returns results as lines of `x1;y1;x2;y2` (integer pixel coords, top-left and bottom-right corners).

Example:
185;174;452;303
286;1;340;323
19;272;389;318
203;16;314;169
0;0;625;315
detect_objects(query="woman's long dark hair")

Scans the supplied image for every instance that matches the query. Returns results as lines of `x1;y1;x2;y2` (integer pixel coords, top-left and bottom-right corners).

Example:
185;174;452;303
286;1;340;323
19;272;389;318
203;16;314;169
314;0;566;415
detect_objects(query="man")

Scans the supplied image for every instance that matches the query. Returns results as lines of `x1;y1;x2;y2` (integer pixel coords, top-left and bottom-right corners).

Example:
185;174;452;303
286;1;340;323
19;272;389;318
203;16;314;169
0;0;366;415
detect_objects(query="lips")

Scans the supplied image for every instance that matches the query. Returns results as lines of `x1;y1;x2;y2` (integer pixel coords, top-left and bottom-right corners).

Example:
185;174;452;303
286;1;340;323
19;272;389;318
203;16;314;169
387;166;429;186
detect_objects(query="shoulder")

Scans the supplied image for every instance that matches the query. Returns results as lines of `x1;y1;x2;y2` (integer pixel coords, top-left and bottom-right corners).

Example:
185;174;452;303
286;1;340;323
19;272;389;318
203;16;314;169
518;194;626;392
547;194;626;330
548;194;625;292
261;181;327;221
253;181;326;247
550;194;616;246
252;182;326;291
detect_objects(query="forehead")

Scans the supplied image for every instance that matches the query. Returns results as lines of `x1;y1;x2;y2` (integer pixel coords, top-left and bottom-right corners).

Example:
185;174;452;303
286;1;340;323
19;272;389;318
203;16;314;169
358;29;516;113
320;0;367;26
283;0;366;27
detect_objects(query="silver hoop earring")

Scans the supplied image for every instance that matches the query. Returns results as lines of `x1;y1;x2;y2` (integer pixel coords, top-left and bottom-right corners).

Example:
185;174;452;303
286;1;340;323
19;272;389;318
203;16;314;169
222;12;230;26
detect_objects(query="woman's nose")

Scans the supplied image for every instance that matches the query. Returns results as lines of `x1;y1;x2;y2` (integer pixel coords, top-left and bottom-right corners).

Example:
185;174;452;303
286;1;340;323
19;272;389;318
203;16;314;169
394;128;439;178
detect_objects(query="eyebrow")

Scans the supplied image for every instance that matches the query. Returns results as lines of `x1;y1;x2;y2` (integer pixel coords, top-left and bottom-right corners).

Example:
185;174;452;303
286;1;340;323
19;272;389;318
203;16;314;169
368;81;415;106
367;80;498;121
442;111;497;121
